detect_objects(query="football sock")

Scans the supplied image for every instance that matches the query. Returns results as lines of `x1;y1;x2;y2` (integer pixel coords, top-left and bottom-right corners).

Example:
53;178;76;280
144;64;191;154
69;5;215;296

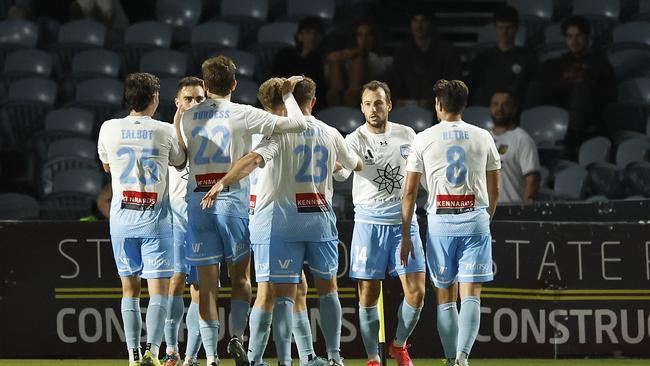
358;304;380;361
273;297;295;366
230;299;251;339
437;302;459;360
457;296;481;357
199;319;220;363
247;306;272;364
319;292;342;361
145;294;168;355
185;301;202;360
127;347;141;363
164;295;184;353
121;297;142;350
292;309;315;364
394;299;422;347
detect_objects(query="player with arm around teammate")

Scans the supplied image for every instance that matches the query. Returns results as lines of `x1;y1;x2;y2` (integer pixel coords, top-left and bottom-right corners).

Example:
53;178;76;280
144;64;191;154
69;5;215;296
400;80;501;366
177;55;309;366
333;80;426;366
97;72;186;366
200;77;363;366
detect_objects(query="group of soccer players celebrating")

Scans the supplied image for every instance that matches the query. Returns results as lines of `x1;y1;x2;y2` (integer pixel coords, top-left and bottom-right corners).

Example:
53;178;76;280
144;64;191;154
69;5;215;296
97;55;501;366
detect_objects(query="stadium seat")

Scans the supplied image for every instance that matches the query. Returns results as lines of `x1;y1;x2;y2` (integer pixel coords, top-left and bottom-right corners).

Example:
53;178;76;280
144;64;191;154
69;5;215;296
0;193;39;219
221;0;269;20
157;77;181;122
232;79;260;106
544;23;564;44
586;162;623;197
616;137;650;167
611;21;650;46
186;21;240;71
220;49;256;79
31;108;95;159
122;21;173;72
585;194;609;202
49;20;107;75
390;106;433;133
578;136;612;166
0;78;57;148
47;137;97;160
602;102;650;134
636;0;650;20
607;48;650;81
52;169;104;196
71;49;121;79
520;106;569;146
156;0;202;43
572;0;621;45
539;165;550;187
463;106;494;130
40;156;99;196
316;107;364;134
508;0;553;44
617;77;650;103
2;49;52;88
39;192;96;219
140;49;187;78
71;78;123;125
623;161;650;196
249;41;289;82
553;165;588;200
0;19;38;64
257;22;298;45
286;0;335;22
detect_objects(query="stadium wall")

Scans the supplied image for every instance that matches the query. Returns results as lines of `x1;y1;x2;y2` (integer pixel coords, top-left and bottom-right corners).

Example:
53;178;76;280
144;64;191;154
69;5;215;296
1;201;649;358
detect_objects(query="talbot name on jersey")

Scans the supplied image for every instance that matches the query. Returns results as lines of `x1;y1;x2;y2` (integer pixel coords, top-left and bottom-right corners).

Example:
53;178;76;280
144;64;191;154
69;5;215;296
121;190;158;211
194;173;229;192
442;130;469;141
193;110;230;120
121;129;154;140
295;193;329;213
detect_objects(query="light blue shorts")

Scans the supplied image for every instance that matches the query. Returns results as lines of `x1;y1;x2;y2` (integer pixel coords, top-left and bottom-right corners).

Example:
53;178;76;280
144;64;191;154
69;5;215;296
186;210;251;267
426;233;493;288
350;221;426;280
252;239;339;284
111;236;174;279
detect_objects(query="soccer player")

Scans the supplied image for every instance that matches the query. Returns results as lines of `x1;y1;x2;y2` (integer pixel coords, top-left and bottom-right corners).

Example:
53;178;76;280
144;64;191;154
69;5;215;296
178;55;309;366
334;80;426;366
97;72;186;366
400;80;500;366
163;76;206;366
251;77;322;366
200;77;363;366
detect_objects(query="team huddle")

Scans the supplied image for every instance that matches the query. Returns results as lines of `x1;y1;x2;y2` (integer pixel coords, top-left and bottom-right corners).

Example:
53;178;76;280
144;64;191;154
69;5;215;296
97;55;501;366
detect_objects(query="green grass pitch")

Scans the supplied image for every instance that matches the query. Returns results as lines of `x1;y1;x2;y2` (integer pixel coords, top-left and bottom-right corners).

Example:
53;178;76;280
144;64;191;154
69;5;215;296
0;360;648;366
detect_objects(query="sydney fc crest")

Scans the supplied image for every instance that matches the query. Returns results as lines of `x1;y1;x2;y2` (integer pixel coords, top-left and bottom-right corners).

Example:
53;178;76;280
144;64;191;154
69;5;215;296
400;144;412;160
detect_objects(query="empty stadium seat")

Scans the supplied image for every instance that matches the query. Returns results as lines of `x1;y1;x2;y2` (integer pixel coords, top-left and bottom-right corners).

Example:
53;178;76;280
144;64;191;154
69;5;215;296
616;137;650;167
249;42;289;81
156;0;202;43
220;49;256;79
187;21;240;71
572;0;620;45
607;48;650;81
257;22;297;45
2;49;52;89
47;138;97;160
390;106;432;133
316;107;364;134
553;165;588;200
122;22;173;72
508;0;553;44
578;136;612;166
71;49;121;79
586;162;623;197
40;192;96;219
617;77;650;103
221;0;269;20
0;19;38;64
232;79;259;106
463;106;494;130
53;169;104;195
0;193;39;219
31;108;96;159
611;21;650;46
286;0;335;22
157;77;181;122
40;156;100;196
520;106;569;146
623;161;650;196
50;20;107;74
71;78;123;125
140;49;187;78
585;195;609;202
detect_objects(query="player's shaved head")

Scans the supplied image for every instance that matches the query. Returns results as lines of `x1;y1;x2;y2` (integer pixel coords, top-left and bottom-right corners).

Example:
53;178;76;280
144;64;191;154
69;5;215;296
433;79;468;115
293;77;316;108
124;72;160;112
202;55;236;97
257;77;286;111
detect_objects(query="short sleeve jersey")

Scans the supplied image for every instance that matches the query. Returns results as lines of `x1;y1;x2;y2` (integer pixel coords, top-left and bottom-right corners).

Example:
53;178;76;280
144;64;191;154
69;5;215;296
250;116;359;243
345;122;416;224
181;99;284;218
406;120;501;236
168;165;189;222
490;127;540;203
97;116;185;238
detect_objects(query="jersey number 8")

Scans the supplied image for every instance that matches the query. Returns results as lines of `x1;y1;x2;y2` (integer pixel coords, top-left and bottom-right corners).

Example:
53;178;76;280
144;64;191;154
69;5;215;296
445;145;467;185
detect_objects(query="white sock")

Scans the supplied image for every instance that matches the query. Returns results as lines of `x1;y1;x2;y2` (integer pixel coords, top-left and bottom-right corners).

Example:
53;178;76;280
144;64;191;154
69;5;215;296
456;352;469;366
149;344;160;358
166;344;179;354
207;355;217;364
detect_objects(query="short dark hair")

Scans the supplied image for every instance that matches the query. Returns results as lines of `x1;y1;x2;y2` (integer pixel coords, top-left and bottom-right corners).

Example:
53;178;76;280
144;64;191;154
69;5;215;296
124;72;160;112
298;16;324;34
201;55;236;97
294;77;317;107
494;5;519;27
491;89;517;106
409;4;434;22
562;15;591;36
361;80;391;102
175;76;204;97
433;79;469;114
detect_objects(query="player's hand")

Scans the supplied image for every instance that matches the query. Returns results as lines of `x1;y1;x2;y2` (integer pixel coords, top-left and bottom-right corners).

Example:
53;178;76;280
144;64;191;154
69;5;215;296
333;161;343;173
200;181;225;209
281;75;304;95
400;237;415;267
173;105;183;127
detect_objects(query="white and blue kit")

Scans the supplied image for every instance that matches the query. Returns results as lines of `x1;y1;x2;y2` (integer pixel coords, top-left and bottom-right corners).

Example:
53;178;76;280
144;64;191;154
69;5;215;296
98;115;186;278
335;122;425;280
250;116;359;283
180;96;305;267
406;120;501;288
168;164;199;284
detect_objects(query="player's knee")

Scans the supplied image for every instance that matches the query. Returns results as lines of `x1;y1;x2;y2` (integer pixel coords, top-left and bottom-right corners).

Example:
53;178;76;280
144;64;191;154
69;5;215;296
406;285;425;307
315;277;337;296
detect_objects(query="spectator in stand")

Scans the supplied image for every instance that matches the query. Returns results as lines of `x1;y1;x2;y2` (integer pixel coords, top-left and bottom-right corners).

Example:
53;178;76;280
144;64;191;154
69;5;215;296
68;0;129;30
386;5;462;108
533;16;616;148
271;16;327;112
325;21;392;107
488;91;540;204
467;5;536;106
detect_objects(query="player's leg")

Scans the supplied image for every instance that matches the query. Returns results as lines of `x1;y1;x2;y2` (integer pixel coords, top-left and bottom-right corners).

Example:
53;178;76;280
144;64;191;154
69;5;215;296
350;222;390;365
247;243;274;366
293;271;317;364
183;282;202;366
454;234;493;366
389;222;426;366
307;240;343;365
197;264;220;366
220;215;252;366
142;236;174;365
427;234;461;366
112;236;145;365
163;272;187;364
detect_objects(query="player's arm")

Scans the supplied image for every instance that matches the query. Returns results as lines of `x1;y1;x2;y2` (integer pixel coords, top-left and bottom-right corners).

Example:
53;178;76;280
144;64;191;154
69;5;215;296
102;164;110;173
200;151;265;209
523;173;540;203
97;125;110;173
400;171;421;266
268;76;308;133
486;169;500;220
